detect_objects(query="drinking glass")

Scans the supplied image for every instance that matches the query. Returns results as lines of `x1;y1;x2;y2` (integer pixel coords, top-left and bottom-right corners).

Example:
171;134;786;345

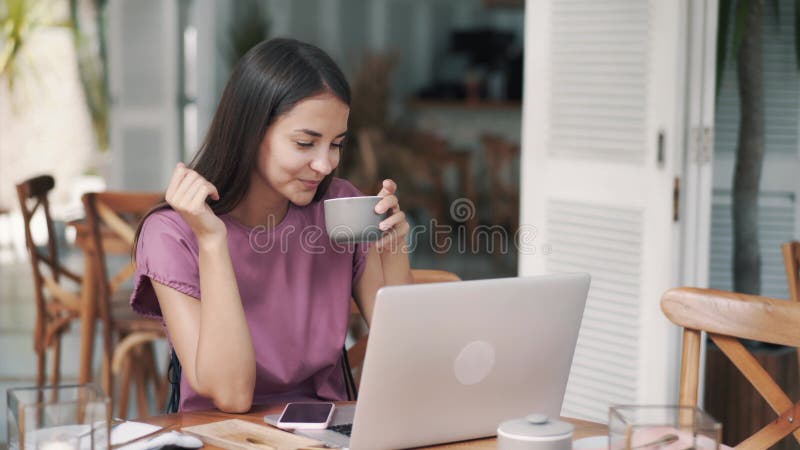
608;405;721;450
7;384;110;450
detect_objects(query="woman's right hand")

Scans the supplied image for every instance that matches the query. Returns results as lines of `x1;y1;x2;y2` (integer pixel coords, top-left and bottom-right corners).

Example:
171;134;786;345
166;162;225;242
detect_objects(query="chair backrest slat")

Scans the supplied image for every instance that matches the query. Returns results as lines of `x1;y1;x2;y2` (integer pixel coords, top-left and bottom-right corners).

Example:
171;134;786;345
661;287;800;348
710;334;793;413
677;328;701;408
19;175;56;198
781;241;800;395
16;176;58;274
782;241;800;303
81;191;162;302
95;200;137;245
93;192;164;214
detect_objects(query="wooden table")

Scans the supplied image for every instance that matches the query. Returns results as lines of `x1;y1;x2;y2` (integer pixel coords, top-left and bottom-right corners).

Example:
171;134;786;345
138;403;607;449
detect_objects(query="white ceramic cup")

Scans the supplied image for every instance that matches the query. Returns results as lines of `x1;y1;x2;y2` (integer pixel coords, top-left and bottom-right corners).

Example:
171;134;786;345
323;196;388;243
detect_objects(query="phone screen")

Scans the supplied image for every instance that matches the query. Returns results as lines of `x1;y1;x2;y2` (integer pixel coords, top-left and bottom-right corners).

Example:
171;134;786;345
280;402;334;423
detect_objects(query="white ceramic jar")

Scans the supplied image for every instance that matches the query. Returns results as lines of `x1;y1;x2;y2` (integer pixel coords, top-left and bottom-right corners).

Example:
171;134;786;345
497;414;574;450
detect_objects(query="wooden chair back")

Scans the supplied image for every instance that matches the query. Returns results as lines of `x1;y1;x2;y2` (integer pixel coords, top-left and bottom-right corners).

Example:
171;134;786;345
481;134;519;194
82;192;162;302
346;269;461;390
409;130;476;234
781;241;800;383
661;287;800;449
782;241;800;304
16;175;82;387
355;127;448;228
81;191;165;417
480;134;520;231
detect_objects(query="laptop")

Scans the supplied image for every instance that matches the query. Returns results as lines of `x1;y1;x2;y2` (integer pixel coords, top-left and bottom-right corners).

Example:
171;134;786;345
265;273;590;450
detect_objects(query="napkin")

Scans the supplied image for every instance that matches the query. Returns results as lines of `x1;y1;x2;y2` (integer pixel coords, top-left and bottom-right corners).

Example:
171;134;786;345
625;427;732;450
110;422;203;450
13;421;201;450
572;427;734;450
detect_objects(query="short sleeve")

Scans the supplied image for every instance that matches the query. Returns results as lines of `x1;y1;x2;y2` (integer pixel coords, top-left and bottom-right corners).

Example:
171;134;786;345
130;210;201;318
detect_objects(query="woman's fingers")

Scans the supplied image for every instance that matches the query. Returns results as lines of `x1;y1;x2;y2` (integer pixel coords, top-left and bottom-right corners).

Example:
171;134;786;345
164;164;224;238
207;182;220;201
167;166;219;210
169;169;199;205
375;194;399;214
379;210;405;231
376;179;397;198
166;163;189;200
375;221;410;249
371;179;408;249
189;183;215;214
174;173;207;208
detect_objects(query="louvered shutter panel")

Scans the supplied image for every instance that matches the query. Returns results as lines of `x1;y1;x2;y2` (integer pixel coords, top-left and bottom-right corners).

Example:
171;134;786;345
546;200;641;418
522;0;689;423
549;1;649;162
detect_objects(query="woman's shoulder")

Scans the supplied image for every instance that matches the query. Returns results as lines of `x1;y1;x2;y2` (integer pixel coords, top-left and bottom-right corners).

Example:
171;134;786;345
140;208;193;239
134;208;198;267
322;177;365;200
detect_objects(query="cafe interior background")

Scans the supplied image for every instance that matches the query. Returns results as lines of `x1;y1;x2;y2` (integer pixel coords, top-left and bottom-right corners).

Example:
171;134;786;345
0;0;798;445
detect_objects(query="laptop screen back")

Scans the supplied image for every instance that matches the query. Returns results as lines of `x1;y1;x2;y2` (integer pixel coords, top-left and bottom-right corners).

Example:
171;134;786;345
349;273;590;450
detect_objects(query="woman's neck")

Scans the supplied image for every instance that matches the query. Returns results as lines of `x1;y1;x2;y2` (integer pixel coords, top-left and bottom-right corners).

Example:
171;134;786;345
229;177;289;229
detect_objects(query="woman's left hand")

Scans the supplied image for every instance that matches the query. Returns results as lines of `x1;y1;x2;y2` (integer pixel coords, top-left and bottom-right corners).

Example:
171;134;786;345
374;179;410;249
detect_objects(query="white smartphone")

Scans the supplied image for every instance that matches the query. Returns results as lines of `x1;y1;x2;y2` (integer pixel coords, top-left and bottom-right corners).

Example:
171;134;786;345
275;402;336;430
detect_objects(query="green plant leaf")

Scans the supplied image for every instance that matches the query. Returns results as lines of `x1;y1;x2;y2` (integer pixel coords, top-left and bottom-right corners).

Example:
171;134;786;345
68;0;110;151
768;0;780;29
796;0;800;69
223;0;270;67
0;0;58;88
0;39;16;74
732;0;750;56
716;0;734;99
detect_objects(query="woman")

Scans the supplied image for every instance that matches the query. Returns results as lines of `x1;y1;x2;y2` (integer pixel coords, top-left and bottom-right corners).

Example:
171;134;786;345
131;38;412;413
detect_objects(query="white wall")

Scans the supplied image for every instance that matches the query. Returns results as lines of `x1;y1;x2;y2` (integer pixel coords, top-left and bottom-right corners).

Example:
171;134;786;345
0;24;97;212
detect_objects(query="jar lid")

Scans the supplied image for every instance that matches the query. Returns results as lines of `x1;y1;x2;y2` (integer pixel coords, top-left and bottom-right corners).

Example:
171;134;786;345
497;414;574;439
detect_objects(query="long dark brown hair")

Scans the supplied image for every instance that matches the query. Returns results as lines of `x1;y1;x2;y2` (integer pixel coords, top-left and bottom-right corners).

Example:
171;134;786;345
133;38;351;253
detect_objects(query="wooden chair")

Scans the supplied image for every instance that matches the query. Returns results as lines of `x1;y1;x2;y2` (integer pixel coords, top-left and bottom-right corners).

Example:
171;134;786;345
81;191;167;418
480;134;520;233
408;130;476;235
661;287;800;449
782;241;800;376
357;128;446;224
357;127;476;238
15;175;83;390
345;269;461;390
782;242;799;304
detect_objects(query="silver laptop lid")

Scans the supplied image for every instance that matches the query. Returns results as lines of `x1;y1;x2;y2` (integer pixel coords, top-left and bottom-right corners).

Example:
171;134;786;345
348;273;590;450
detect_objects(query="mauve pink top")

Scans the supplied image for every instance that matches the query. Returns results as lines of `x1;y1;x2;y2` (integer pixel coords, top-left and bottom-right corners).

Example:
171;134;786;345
130;178;368;411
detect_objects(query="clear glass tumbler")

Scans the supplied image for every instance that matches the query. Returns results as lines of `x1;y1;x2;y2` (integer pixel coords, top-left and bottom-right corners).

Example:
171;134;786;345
7;384;110;450
608;405;721;450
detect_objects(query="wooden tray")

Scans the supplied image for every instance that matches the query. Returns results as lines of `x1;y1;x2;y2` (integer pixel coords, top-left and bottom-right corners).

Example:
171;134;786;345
182;418;327;450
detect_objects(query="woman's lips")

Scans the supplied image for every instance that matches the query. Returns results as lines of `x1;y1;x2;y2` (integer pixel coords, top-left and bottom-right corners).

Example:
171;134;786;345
300;179;321;189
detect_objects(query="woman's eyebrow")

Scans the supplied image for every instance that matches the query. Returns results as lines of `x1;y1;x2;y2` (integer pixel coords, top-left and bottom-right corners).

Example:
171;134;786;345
294;129;348;138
